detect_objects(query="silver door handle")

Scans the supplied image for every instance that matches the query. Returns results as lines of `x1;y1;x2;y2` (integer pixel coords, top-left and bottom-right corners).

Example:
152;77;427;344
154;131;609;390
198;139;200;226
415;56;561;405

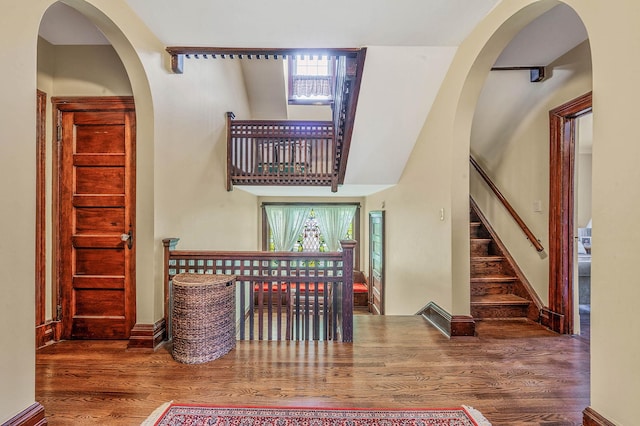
121;228;133;249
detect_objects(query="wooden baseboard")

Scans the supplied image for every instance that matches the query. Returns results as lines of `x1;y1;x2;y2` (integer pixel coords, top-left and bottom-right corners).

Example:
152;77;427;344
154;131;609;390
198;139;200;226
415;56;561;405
2;402;47;426
420;302;475;338
583;407;615;426
127;319;166;351
35;321;61;349
540;307;564;334
450;315;475;337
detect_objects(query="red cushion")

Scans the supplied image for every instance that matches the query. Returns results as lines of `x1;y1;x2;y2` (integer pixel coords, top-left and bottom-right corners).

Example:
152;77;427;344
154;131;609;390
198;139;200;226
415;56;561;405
254;282;288;292
254;282;366;293
353;282;368;293
253;282;326;292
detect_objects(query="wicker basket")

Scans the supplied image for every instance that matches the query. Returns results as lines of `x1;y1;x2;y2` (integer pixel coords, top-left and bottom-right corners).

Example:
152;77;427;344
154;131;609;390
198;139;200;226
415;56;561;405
171;273;236;364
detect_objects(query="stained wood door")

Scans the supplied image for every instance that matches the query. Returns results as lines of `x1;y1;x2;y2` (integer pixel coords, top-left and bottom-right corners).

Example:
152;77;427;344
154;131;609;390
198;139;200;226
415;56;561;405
54;97;136;339
369;211;385;314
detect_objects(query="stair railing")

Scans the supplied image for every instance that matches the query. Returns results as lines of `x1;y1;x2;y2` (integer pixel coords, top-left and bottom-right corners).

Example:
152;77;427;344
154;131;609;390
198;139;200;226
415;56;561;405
470;156;546;257
226;113;337;190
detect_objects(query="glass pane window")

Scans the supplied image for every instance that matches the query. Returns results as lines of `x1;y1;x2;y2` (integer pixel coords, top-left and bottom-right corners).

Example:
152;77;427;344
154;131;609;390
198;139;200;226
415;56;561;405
288;56;335;104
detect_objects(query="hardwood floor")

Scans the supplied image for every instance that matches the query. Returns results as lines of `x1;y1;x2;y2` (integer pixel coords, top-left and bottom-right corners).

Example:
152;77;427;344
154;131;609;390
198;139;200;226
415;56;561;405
36;315;589;425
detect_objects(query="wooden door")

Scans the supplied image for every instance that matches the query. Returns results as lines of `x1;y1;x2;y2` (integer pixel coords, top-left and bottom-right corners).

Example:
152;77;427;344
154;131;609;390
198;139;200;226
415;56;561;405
54;97;136;339
369;211;385;314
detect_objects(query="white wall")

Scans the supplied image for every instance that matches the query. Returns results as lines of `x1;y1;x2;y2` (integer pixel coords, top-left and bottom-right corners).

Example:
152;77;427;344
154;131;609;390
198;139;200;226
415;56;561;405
577;113;593;228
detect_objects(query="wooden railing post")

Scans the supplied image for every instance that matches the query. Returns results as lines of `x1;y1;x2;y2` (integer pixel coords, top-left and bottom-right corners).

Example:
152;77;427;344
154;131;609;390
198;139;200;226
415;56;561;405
226;112;235;192
339;240;356;342
162;238;180;339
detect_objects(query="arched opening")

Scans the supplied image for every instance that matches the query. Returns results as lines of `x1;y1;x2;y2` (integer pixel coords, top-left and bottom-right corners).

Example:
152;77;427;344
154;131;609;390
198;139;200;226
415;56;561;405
467;3;591;336
36;0;155;346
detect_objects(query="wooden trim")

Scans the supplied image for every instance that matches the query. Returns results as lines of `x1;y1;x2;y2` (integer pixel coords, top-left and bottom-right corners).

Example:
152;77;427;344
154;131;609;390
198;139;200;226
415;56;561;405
470;156;544;253
548;92;592;334
470;197;543;321
163;238;180;338
450;316;476;337
583;407;615;426
35;321;61;349
339;240;356;342
539;307;565;334
420;302;475;338
225;112;234;191
127;319;167;351
51;96;135;112
336;49;366;185
2;402;47;426
35;90;46;328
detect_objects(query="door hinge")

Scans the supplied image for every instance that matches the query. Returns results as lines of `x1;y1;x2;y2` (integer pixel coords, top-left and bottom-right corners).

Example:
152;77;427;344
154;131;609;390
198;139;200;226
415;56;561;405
56;124;62;142
56;304;62;320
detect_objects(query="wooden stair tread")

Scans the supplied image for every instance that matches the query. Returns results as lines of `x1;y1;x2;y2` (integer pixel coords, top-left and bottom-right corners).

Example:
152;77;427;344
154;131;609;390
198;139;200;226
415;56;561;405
472;294;531;305
471;276;517;282
471;256;506;261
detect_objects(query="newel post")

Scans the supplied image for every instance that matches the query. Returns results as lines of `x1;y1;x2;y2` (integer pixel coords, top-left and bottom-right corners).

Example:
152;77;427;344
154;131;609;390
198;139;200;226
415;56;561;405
340;239;356;342
226;112;235;192
162;238;180;339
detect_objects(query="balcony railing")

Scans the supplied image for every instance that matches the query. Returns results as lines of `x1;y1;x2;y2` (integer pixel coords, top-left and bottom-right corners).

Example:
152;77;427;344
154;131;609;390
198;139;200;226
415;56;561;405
227;114;337;190
163;238;356;342
161;47;367;192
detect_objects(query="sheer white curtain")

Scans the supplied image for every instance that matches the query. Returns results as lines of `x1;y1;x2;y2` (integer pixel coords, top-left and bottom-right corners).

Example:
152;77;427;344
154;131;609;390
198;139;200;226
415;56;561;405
265;205;311;251
314;206;357;251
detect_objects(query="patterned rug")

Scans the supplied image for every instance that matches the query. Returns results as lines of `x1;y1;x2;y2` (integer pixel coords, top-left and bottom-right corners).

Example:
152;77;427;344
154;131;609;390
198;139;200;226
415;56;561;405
142;403;492;425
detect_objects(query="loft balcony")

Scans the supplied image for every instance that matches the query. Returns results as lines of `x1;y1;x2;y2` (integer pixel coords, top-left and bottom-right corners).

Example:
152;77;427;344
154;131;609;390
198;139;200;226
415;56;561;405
226;116;337;190
162;47;367;193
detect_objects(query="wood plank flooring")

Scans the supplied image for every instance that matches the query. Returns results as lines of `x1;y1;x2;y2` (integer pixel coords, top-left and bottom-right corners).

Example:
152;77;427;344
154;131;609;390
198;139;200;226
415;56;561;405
36;315;590;425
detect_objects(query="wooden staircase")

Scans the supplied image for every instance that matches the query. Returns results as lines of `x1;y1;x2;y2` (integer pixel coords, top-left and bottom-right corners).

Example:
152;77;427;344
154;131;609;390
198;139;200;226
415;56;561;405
470;200;538;321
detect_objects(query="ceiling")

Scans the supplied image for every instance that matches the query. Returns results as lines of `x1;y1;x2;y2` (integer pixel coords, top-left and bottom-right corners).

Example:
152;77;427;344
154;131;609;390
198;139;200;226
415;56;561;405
39;1;587;197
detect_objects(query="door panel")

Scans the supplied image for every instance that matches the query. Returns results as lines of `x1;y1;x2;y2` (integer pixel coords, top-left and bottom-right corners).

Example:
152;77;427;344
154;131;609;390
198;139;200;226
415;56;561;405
55;97;135;340
369;211;385;315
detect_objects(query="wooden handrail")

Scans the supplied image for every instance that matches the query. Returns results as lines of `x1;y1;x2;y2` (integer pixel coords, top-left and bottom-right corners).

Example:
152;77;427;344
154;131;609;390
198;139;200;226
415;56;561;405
162;238;355;342
470;156;545;254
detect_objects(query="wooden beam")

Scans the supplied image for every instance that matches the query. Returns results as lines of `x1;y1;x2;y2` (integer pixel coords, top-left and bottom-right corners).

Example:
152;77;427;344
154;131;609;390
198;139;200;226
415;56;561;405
491;66;546;82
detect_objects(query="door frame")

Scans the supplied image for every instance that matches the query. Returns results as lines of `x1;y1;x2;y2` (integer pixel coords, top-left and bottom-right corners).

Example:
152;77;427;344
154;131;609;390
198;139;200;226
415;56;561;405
52;96;136;339
548;92;592;334
368;210;385;315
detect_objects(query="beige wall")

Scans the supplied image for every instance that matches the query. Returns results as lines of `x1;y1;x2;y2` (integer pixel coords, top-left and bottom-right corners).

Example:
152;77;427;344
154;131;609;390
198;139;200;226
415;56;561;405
366;1;640;423
469;40;592;303
3;0;640;424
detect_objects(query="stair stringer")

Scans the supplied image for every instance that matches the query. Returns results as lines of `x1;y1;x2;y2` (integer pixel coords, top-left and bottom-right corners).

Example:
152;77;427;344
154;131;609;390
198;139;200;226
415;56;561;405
470;197;543;322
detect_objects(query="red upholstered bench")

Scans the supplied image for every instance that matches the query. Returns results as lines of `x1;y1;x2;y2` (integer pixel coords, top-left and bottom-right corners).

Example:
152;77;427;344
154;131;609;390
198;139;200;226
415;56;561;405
253;275;368;307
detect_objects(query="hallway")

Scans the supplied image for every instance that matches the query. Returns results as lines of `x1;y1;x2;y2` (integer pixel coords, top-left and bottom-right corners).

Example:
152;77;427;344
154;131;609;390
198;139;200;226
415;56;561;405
36;315;589;425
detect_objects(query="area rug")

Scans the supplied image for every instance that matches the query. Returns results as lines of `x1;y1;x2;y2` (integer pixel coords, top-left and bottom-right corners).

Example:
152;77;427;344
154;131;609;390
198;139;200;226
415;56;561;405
142;402;492;425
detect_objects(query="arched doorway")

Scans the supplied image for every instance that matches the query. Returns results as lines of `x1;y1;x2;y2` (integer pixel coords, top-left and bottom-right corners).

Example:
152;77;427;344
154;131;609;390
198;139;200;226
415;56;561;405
467;3;591;335
36;0;155;345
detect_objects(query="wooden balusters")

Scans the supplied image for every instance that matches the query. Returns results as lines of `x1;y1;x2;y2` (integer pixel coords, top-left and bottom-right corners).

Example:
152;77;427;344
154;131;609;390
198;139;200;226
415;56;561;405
227;117;336;189
162;239;356;342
